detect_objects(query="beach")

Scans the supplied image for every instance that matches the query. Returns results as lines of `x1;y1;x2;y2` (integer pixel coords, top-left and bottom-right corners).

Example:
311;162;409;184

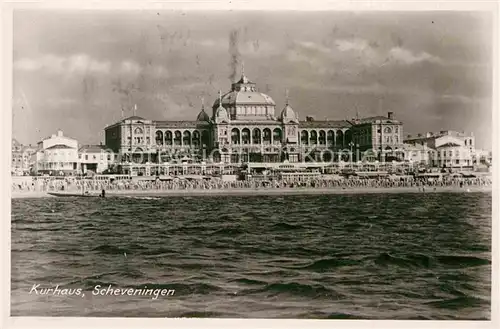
10;185;492;199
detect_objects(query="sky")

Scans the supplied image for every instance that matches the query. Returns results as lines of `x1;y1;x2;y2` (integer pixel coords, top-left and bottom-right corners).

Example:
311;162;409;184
12;10;493;149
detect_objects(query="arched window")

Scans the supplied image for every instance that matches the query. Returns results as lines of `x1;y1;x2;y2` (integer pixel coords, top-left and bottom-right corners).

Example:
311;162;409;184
183;131;191;145
242;128;251;144
155;131;164;145
231;128;240;144
327;130;335;145
165;131;173;146
192;130;201;147
310;131;318;145
318;130;326;145
273;128;282;144
384;127;392;134
336;130;344;148
174;131;182;146
134;127;143;134
344;130;352;145
263;128;272;144
301;130;309;145
252;128;261;144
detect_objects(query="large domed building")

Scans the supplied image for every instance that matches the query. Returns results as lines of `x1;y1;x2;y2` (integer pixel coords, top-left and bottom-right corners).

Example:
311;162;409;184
104;71;403;176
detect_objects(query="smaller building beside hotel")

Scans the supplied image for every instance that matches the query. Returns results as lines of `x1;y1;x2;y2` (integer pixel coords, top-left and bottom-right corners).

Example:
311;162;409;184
11;139;36;175
404;130;476;169
78;144;114;174
34;130;79;175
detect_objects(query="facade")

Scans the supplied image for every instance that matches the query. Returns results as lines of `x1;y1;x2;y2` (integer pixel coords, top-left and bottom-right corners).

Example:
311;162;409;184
402;143;436;165
104;73;405;176
34;130;79;175
11;139;36;175
349;112;404;161
404;131;475;169
78;144;114;174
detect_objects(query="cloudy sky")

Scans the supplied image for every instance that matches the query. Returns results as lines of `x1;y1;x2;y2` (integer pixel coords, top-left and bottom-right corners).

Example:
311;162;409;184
12;10;493;149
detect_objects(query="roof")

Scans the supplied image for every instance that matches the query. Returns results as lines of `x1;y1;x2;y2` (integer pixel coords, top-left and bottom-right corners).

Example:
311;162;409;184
437;142;462;148
403;143;432;151
79;144;108;153
298;120;351;129
45;144;75;150
213;90;276;107
196;109;210;122
122;115;145;121
357;116;401;124
153;120;210;129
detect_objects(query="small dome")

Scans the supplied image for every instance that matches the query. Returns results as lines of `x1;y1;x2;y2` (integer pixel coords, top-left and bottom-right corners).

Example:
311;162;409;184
280;104;297;121
215;105;229;122
196;108;210;121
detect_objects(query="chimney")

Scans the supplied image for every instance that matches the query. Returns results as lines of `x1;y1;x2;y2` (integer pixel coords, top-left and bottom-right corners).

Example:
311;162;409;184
57;130;63;137
306;116;314;122
426;132;433;137
407;134;412;139
387;111;394;120
417;133;422;137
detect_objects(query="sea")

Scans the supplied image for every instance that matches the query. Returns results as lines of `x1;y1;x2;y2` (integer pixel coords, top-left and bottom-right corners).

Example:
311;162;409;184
11;192;492;319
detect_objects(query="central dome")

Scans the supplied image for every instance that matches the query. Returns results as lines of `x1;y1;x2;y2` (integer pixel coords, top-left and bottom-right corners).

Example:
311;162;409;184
212;74;276;121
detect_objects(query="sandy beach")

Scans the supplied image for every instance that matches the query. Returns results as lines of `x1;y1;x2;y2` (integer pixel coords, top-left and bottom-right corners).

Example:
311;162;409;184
10;186;492;199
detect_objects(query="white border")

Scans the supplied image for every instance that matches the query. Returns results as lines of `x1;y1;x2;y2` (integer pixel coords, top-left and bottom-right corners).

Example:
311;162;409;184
1;1;498;329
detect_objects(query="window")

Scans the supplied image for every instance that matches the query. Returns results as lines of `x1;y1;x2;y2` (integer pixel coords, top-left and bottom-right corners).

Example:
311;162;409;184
79;154;81;159
448;151;452;157
93;155;97;160
455;159;460;164
85;155;88;160
384;127;392;134
107;154;111;161
100;154;103;160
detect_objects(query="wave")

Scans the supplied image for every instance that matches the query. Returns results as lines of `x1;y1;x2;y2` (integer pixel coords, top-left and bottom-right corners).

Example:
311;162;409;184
270;222;303;230
230;278;267;286
63;279;119;290
371;252;432;268
240;282;341;299
46;248;85;256
435;255;491;267
211;227;244;235
425;296;487;310
296;311;362;319
294;258;361;271
370;253;491;269
91;244;129;255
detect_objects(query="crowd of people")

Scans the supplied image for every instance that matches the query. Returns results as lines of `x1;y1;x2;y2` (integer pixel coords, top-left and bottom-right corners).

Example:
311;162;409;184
11;174;492;193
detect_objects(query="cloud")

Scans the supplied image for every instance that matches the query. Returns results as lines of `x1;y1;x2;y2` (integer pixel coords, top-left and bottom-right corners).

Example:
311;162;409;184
46;97;78;107
335;38;372;52
119;60;142;76
196;38;280;57
440;94;484;104
14;54;111;74
388;47;441;65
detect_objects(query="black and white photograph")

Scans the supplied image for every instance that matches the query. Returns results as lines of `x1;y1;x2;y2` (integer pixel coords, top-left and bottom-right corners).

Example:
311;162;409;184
4;0;498;325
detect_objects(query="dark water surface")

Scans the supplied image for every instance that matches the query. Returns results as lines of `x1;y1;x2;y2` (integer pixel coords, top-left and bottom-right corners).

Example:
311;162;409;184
11;193;491;319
